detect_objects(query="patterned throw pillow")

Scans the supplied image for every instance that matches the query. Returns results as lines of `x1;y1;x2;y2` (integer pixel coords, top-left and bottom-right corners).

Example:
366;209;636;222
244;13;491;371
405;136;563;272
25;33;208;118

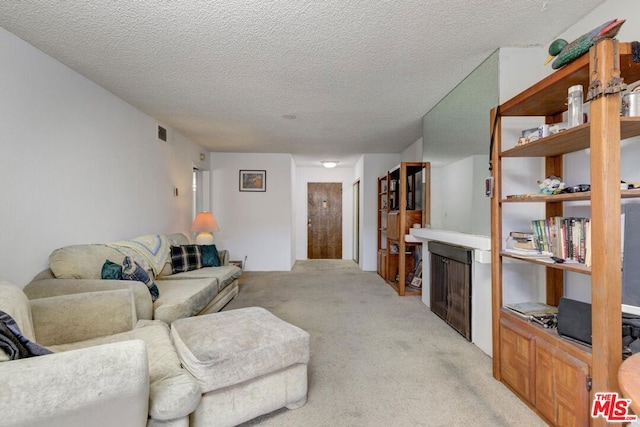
170;245;203;273
101;259;123;280
122;256;160;302
199;244;221;267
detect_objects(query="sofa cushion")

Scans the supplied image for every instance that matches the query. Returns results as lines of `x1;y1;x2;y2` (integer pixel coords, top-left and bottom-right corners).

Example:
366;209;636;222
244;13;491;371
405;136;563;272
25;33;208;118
159;266;242;292
171;307;310;393
153;279;216;324
170;245;202;273
48;320;201;421
122;256;160;302
199;245;221;267
50;245;125;279
101;260;123;280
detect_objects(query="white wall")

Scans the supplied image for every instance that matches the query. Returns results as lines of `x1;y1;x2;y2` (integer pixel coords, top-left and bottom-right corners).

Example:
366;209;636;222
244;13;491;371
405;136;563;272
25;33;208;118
401;137;423;162
210;153;294;271
0;26;206;287
430;155;492;234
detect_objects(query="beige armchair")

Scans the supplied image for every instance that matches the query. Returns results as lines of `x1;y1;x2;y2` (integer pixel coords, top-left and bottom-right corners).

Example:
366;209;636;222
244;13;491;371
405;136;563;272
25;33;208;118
0;278;200;427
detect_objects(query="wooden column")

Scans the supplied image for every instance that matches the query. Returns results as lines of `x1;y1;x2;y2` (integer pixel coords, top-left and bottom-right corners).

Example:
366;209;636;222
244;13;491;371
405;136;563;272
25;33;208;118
490;107;503;379
545;155;564;306
589;39;622;421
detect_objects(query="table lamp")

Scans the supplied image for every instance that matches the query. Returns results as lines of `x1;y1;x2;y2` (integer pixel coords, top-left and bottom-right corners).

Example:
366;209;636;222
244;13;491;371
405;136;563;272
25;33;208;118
191;211;220;245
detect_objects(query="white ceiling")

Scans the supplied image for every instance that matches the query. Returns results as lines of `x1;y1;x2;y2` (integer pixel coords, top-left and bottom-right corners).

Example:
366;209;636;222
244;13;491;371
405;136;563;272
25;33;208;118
0;1;605;166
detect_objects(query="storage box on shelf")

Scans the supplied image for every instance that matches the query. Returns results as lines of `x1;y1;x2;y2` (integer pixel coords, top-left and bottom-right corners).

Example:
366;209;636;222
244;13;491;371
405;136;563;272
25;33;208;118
376;162;430;295
490;39;640;426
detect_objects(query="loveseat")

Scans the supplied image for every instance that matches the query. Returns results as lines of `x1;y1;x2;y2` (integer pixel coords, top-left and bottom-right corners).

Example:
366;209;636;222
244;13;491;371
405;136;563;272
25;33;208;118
0;278;201;426
24;233;242;324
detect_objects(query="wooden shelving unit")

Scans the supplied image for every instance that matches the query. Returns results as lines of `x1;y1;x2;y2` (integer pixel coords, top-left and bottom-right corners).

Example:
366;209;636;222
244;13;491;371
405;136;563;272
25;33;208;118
377;174;388;279
376;162;429;295
491;39;640;426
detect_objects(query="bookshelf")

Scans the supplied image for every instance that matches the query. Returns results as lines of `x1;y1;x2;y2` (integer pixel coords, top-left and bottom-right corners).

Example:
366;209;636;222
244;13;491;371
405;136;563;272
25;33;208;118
376;162;429;295
490;39;640;426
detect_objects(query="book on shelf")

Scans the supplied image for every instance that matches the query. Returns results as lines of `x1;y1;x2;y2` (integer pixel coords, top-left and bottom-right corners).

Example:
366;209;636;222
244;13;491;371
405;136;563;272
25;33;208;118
530;217;591;264
503;247;548;258
506;235;535;251
505;301;558;317
510;231;533;240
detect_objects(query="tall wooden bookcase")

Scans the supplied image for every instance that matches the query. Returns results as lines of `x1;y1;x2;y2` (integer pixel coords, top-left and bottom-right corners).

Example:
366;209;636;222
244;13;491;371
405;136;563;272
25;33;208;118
490;39;640;426
377;162;429;296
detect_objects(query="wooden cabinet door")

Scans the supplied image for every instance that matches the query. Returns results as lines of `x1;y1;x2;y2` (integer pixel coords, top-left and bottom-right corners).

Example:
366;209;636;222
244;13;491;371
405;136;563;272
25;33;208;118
535;339;556;423
387;211;400;241
536;337;590;427
500;318;535;403
555;357;589;427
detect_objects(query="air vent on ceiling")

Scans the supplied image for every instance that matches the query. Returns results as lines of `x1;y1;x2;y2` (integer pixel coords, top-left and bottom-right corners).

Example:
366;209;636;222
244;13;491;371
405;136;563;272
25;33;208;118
158;125;167;141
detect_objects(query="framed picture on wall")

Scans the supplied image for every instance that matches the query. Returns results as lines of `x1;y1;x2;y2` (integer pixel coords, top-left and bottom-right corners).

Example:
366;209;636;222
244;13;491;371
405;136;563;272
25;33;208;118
239;170;266;192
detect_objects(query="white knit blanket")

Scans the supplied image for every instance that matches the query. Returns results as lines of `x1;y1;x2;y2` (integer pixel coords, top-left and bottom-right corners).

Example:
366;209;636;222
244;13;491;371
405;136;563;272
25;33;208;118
107;234;170;276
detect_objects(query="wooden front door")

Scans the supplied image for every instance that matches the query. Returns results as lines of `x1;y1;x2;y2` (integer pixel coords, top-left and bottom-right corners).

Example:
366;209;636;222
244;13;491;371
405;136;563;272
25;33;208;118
307;182;342;259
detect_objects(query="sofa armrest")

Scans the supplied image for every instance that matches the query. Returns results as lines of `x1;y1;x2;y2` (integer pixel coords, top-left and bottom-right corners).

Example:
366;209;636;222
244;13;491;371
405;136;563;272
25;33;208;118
218;249;229;265
31;289;137;346
24;278;153;320
0;340;149;427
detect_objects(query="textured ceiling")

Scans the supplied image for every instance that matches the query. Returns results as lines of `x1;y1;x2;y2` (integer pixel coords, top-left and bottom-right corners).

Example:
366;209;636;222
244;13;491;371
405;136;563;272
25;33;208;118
0;1;605;166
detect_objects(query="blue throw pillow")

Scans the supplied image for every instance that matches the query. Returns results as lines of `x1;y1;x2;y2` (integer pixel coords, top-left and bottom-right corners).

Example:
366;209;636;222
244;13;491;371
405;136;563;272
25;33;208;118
122;256;160;302
101;259;123;280
170;245;203;273
199;245;221;267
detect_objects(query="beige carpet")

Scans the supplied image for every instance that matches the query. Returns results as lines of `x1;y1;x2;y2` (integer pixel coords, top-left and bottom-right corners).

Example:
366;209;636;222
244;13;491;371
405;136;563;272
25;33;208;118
223;260;547;427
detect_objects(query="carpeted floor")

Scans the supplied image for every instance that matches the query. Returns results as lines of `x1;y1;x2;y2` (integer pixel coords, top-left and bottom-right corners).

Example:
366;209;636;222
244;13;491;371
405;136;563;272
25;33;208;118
223;260;547;427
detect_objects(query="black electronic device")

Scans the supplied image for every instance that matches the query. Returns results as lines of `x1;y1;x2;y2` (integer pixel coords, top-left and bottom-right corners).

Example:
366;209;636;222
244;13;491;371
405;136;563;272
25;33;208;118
560;184;590;193
557;297;592;346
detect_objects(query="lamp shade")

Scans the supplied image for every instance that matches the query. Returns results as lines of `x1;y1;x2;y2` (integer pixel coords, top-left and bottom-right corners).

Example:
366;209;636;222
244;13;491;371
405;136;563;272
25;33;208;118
191;211;220;232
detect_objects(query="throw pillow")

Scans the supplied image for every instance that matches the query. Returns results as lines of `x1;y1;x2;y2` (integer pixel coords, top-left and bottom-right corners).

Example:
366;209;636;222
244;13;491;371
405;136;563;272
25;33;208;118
0;310;52;360
101;259;123;280
122;256;160;302
199;244;221;267
170;245;203;273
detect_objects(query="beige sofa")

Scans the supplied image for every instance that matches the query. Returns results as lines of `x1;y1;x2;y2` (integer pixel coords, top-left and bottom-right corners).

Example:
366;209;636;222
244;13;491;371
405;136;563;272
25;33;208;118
0;278;310;427
0;278;200;427
24;233;242;324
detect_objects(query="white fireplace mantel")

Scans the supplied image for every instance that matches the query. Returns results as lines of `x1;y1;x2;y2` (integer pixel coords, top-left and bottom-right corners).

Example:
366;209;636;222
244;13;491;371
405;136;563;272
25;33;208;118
408;227;491;251
409;227;493;357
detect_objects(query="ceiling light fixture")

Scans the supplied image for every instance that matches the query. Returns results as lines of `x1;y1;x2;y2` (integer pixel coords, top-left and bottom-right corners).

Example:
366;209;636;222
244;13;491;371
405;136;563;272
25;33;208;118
321;161;338;169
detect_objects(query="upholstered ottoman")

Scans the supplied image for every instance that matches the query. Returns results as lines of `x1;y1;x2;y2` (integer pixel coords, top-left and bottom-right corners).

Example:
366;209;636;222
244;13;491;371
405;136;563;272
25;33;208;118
170;307;310;427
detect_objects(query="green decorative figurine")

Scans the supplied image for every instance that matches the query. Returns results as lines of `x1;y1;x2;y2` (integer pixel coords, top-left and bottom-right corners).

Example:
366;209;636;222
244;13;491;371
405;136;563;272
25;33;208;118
545;18;625;69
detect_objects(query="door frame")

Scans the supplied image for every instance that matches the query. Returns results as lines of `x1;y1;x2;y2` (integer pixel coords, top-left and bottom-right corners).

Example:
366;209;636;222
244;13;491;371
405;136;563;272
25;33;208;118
352;179;360;264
